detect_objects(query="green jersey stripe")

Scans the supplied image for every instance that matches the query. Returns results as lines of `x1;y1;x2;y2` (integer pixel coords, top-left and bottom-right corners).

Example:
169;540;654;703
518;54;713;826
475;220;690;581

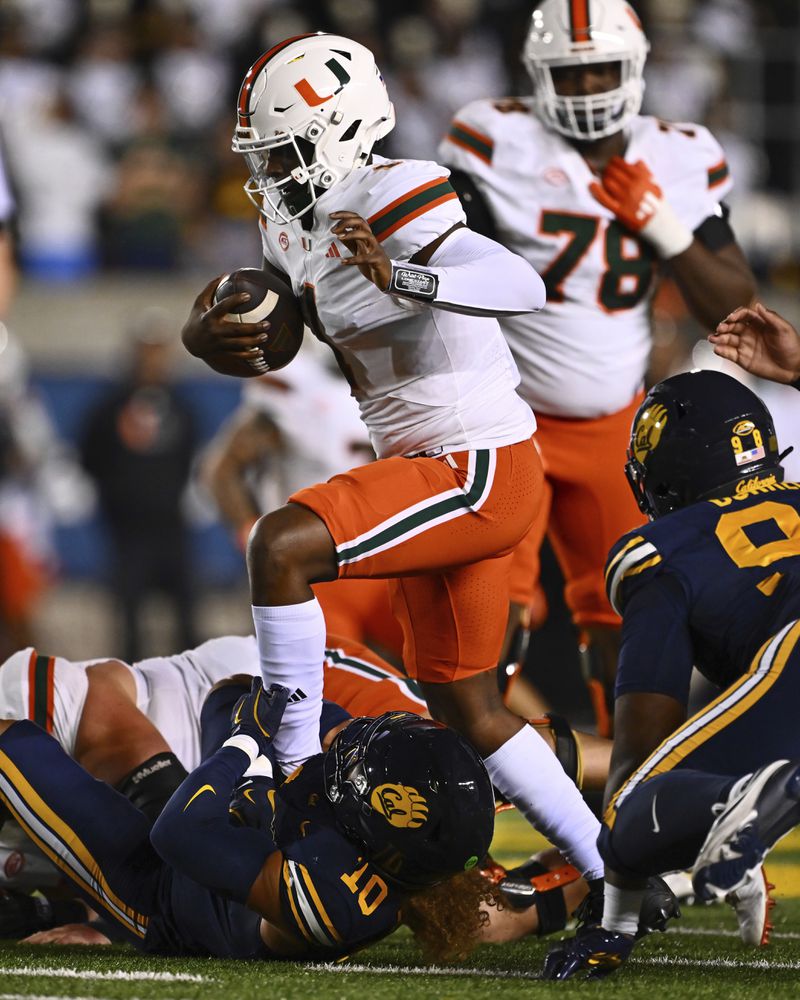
336;451;491;563
370;180;455;239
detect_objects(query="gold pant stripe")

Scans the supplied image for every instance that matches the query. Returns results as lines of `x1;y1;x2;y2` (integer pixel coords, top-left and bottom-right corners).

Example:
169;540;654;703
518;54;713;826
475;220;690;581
0;749;148;937
605;619;800;829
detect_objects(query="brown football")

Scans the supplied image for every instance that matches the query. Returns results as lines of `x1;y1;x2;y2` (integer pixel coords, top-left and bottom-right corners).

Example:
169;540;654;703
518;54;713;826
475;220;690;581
213;267;304;374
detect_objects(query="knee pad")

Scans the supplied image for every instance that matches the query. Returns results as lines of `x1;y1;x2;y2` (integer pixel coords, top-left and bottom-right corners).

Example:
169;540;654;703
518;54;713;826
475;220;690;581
115;752;189;825
0;649;88;754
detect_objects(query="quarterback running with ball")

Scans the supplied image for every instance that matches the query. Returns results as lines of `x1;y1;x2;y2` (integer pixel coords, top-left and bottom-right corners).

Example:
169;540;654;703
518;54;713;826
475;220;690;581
182;33;609;908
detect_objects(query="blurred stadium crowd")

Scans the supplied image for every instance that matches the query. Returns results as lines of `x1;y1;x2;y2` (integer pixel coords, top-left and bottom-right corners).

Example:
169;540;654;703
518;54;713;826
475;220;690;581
0;0;798;280
0;0;798;694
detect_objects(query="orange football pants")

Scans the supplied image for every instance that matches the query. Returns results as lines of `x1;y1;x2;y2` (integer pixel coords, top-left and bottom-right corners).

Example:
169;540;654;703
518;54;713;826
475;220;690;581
322;632;428;717
509;394;646;628
312;578;404;663
291;438;544;683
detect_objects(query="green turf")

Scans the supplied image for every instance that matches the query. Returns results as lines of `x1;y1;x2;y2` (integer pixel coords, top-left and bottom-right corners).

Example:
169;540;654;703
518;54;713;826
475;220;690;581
3;812;799;998
1;899;799;1000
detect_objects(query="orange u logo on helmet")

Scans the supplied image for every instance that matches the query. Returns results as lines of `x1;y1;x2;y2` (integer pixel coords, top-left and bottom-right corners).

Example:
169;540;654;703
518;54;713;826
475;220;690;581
294;57;352;107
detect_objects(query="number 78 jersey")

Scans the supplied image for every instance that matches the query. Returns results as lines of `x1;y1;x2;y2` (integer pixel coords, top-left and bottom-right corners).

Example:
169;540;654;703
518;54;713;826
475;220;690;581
439;100;733;419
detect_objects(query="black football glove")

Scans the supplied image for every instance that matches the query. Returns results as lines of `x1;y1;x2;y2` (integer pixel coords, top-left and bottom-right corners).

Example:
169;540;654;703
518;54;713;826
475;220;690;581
637;875;681;937
541;926;636;980
229;679;289;755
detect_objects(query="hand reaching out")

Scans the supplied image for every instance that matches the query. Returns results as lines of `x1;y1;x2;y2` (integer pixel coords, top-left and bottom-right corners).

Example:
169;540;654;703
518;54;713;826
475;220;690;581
330;211;392;291
710;303;800;385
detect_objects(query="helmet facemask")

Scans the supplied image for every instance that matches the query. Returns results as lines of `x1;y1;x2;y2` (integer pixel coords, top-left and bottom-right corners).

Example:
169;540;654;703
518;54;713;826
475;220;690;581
522;0;649;142
233;34;395;224
528;52;645;140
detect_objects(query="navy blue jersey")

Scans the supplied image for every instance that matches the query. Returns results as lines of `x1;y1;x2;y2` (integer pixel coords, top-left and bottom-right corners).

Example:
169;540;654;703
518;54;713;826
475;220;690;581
605;480;800;703
144;754;401;959
272;755;402;955
146;872;267;958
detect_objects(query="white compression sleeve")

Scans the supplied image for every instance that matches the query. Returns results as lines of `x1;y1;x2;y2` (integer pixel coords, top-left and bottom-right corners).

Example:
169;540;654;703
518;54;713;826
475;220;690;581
484;724;605;880
251;599;326;772
386;227;546;316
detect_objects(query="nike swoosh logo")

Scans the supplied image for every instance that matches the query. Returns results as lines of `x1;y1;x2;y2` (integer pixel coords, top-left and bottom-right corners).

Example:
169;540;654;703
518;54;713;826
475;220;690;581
651;793;660;834
183;784;216;811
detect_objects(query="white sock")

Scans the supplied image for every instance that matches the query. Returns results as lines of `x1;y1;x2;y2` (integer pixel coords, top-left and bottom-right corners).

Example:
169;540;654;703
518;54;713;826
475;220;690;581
252;598;325;771
484;725;604;879
603;882;644;936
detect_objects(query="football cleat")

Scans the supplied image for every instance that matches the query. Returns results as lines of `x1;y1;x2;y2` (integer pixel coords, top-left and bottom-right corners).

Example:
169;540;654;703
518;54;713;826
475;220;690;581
725;865;776;947
693;759;800;903
541;926;635;980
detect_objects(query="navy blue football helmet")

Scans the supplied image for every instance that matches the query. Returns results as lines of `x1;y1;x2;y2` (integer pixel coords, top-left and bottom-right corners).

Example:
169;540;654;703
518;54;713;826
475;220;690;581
625;370;790;519
324;711;494;889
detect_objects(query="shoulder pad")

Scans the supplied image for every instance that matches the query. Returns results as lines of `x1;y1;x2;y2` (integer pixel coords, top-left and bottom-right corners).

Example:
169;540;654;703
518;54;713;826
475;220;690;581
604;532;664;616
363;159;464;254
279;828;398;952
640;117;734;201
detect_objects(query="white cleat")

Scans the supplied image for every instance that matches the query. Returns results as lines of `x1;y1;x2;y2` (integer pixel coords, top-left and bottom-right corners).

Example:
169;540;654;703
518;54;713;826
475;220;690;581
725;865;776;946
693;759;800;904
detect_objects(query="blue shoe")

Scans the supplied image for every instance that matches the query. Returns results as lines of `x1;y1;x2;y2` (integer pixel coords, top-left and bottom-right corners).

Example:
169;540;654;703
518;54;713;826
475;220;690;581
692;760;800;903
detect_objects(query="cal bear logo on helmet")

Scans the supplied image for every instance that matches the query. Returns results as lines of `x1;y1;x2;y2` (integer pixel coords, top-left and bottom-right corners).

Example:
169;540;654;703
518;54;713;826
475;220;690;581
733;420;755;436
370;784;429;829
632;403;668;463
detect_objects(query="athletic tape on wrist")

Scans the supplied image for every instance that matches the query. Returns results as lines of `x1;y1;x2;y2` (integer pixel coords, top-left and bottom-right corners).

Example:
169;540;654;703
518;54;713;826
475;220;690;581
222;733;261;765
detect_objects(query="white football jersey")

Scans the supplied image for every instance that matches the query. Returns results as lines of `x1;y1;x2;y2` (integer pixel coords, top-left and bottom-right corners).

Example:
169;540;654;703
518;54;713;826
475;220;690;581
440;102;734;418
258;156;535;458
241;349;372;510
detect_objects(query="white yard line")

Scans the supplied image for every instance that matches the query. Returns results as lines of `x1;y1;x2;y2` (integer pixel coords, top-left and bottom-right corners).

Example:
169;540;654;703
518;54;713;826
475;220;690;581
638;955;800;971
668;926;800;940
0;968;208;982
315;964;541;980
317;955;800;978
0;995;195;1000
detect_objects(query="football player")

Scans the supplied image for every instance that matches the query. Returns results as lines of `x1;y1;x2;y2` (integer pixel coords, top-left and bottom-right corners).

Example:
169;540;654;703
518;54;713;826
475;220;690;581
181;32;608;898
0;693;499;960
542;370;800;979
438;0;757;733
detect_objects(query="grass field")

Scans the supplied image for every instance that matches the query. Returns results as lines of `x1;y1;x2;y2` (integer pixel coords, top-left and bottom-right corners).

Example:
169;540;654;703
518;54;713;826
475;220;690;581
2;811;800;1000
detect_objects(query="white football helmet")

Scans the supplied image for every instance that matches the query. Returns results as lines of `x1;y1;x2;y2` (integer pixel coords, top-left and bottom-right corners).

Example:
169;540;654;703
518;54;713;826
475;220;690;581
523;0;649;141
233;33;395;223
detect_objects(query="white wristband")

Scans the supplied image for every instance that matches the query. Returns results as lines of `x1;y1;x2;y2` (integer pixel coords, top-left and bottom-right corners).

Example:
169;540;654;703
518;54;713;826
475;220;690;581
222;734;260;765
244;754;274;779
640;194;694;259
603;882;645;936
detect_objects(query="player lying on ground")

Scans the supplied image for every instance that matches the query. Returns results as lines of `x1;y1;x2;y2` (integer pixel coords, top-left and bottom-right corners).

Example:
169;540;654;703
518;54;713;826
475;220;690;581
0;685;503;961
0;634;625;946
542;371;800;979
